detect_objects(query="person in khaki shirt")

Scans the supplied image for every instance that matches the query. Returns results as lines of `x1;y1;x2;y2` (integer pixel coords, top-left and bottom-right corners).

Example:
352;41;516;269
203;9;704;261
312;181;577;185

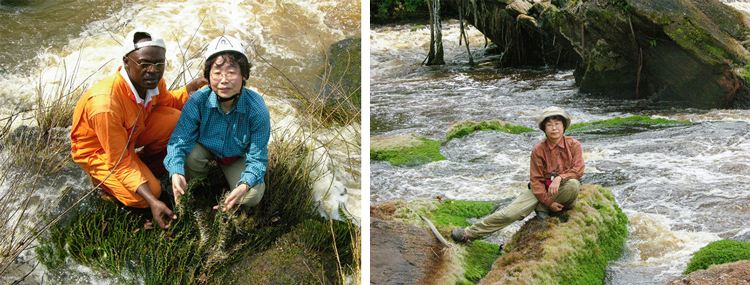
453;106;585;242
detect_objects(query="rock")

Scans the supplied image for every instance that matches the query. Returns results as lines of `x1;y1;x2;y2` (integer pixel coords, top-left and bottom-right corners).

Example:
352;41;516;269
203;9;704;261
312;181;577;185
370;219;447;285
370;185;628;284
446;0;750;108
506;0;533;17
517;14;538;29
321;37;360;123
225;235;329;284
479;184;628;284
371;134;446;166
665;260;750;285
445;119;534;141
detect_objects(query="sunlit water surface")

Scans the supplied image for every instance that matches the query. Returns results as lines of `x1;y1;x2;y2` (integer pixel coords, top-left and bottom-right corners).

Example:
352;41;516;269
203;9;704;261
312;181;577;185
371;20;750;284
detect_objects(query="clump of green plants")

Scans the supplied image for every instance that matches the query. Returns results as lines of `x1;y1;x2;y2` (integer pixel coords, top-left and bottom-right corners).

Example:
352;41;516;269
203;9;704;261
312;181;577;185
424;199;500;283
684;239;750;274
445;120;535;141
37;136;357;284
371;135;446;167
567;115;690;136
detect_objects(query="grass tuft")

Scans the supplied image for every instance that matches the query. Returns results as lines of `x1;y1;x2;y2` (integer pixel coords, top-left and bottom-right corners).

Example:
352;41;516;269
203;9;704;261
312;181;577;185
684;239;750;274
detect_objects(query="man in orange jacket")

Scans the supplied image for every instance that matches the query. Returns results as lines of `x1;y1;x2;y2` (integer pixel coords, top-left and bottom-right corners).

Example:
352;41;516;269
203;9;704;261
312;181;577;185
71;28;206;229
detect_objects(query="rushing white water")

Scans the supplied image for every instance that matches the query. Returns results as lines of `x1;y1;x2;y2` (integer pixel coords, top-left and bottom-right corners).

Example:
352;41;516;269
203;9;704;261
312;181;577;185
371;21;750;284
0;0;360;283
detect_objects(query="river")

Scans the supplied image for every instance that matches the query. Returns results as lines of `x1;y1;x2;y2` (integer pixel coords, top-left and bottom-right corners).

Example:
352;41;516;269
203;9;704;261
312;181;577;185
0;0;360;283
370;16;750;285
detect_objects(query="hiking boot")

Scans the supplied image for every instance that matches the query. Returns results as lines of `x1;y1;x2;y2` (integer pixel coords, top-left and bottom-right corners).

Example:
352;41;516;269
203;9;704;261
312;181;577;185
452;228;469;243
535;210;550;220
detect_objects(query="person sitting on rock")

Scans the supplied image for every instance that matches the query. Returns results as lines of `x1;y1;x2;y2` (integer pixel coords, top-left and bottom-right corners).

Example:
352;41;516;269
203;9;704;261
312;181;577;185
452;106;584;242
164;35;270;212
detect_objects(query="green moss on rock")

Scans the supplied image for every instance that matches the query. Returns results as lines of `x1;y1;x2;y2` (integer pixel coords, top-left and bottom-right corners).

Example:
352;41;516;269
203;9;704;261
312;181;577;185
446;120;535;141
568;115;691;136
480;185;628;284
371;134;446;167
684;239;750;274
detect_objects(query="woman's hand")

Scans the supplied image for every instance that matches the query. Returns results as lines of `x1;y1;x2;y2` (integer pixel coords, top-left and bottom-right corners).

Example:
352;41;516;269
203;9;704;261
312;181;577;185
548;176;563;197
214;183;249;212
172;174;187;205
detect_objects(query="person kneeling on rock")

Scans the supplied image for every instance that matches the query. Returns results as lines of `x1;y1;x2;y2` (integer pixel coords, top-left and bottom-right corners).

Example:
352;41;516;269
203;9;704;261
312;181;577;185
164;35;271;212
452;106;584;242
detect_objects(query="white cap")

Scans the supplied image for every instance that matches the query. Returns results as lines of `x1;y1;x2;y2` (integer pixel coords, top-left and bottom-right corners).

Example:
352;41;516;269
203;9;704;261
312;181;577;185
122;29;166;57
204;35;249;62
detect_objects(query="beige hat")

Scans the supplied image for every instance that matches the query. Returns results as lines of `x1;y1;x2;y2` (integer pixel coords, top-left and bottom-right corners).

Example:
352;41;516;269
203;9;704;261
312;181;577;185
122;28;166;57
538;106;571;130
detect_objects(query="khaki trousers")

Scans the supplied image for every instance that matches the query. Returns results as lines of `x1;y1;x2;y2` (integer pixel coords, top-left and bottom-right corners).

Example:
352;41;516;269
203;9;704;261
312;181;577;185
184;142;265;207
464;179;580;239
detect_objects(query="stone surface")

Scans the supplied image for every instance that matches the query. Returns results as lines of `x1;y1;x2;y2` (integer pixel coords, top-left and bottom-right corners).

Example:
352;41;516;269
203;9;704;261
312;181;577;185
446;0;750;108
370;219;444;285
665;260;750;285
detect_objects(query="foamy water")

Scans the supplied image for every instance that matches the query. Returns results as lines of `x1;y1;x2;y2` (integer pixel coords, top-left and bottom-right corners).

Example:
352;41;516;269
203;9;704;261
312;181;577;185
371;21;750;284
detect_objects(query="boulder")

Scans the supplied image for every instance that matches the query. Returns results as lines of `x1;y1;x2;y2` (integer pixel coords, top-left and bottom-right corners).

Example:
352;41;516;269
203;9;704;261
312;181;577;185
479;184;629;284
665;260;750;285
445;0;750;108
369;185;628;284
370;134;446;166
370;219;447;285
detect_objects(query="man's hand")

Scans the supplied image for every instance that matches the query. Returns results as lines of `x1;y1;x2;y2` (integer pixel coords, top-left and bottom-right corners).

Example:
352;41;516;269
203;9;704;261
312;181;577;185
149;200;177;229
136;183;177;229
172;174;187;205
550;202;564;212
186;77;209;93
213;183;249;212
548;176;563;197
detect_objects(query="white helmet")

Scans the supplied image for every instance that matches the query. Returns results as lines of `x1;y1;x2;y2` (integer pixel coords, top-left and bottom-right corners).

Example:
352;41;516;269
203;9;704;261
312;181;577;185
204;35;249;63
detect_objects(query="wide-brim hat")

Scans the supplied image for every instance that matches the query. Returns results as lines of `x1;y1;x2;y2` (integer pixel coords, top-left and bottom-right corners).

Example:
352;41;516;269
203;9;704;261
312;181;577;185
537;106;571;130
122;28;166;57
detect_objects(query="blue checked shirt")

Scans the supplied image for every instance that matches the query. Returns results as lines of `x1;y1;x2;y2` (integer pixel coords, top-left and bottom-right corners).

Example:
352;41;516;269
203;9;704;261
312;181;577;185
165;86;271;187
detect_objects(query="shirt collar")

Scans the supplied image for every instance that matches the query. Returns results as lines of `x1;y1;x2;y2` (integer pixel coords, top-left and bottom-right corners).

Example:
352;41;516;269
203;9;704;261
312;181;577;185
119;66;157;108
545;136;566;149
206;88;248;114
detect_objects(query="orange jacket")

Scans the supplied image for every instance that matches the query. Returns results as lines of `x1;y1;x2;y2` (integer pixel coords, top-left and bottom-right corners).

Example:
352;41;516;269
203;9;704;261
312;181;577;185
71;67;189;194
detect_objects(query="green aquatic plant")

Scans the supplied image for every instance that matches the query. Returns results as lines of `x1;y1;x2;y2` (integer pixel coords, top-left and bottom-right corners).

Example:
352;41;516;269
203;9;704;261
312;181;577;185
684;239;750;274
567;115;690;136
371;135;446;167
424;199;500;283
569;115;688;130
36;135;358;284
445;120;535;141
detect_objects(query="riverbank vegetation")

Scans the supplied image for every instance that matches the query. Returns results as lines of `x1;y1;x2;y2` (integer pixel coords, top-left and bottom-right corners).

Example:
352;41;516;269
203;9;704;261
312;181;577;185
0;37;361;284
684;239;750;274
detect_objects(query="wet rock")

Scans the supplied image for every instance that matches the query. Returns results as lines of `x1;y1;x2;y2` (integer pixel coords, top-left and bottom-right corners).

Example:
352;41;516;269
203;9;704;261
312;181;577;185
370;219;445;285
445;119;534;141
665;260;750;285
321;37;361;123
506;0;533;17
446;0;750;108
225;237;329;284
371;134;445;166
479;184;628;284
